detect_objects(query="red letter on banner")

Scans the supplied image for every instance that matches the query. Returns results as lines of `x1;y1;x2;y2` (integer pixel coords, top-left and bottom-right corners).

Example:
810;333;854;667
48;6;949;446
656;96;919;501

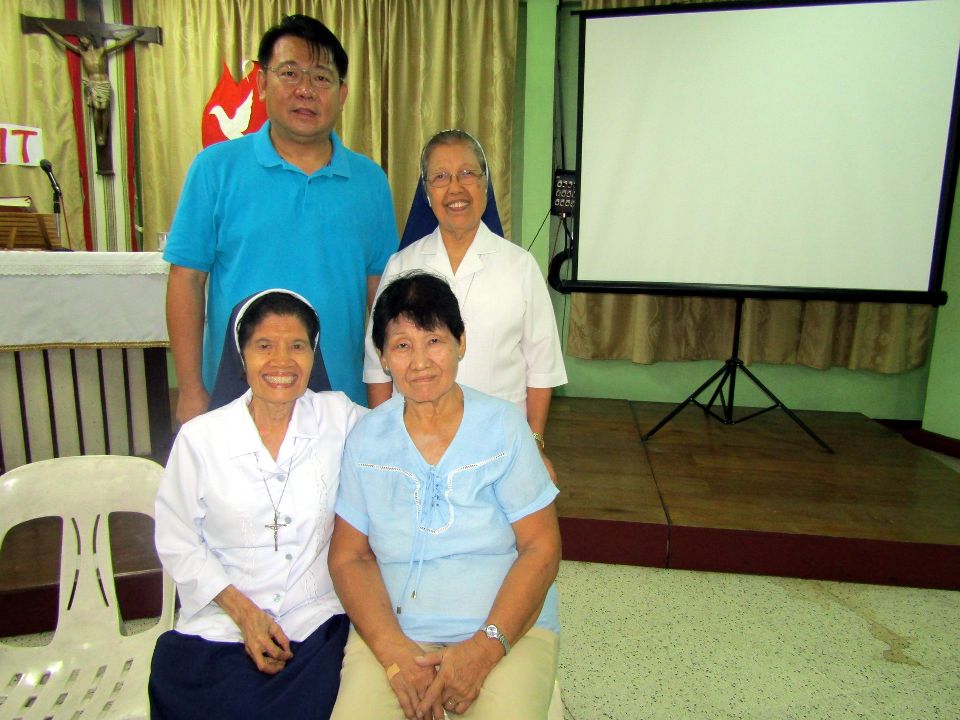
11;129;38;163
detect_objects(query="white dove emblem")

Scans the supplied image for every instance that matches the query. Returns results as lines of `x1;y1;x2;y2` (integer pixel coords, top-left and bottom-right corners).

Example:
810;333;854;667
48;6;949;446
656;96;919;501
209;90;253;139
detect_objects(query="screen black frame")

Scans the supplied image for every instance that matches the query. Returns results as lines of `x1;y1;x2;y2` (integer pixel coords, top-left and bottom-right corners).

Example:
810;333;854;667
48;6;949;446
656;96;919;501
552;0;959;306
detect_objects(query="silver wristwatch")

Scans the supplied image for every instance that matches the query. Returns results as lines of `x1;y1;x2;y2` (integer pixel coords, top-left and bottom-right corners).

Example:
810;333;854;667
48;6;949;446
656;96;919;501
483;623;510;655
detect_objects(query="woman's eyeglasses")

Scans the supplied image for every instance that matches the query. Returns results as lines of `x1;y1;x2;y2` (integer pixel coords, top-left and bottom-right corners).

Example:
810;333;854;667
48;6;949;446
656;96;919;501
425;168;485;188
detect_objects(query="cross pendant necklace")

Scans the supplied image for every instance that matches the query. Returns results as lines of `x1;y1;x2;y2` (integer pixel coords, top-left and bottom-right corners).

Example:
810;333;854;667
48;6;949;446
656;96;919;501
260;455;293;552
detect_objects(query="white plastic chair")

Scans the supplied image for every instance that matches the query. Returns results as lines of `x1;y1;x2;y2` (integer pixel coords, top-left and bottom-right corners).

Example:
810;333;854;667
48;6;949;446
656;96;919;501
0;455;175;719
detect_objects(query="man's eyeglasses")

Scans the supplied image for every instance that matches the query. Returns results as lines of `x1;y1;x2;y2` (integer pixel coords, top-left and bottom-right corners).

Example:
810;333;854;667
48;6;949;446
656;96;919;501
425;168;485;188
266;64;341;90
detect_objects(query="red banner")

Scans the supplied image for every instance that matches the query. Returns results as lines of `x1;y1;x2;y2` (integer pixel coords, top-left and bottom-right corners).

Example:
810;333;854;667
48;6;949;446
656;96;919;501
201;61;267;147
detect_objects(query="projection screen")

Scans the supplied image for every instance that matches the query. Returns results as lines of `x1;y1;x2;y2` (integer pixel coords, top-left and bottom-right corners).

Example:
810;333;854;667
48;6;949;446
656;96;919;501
564;0;960;303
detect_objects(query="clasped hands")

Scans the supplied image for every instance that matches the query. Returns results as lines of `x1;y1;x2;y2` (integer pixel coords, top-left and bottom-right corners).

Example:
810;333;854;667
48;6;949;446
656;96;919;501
238;606;294;675
385;633;504;720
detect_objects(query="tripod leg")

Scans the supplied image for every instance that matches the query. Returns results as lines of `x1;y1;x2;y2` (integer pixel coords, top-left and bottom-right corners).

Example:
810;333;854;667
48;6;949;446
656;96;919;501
724;358;738;423
643;363;730;441
699;360;739;423
703;365;729;410
738;364;834;453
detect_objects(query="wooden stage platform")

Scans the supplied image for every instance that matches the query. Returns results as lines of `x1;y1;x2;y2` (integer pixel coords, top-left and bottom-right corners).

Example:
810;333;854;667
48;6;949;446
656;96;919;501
550;397;960;591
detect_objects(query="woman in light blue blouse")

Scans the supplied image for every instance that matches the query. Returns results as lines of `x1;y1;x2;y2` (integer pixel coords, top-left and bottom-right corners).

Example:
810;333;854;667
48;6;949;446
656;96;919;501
329;272;561;720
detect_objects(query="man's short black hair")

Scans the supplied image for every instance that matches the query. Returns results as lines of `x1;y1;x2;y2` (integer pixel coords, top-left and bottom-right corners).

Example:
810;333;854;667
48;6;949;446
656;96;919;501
371;272;465;353
258;14;348;80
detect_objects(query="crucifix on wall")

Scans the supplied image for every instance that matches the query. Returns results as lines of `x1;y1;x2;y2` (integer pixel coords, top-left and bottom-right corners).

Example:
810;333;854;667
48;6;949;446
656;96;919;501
21;8;161;175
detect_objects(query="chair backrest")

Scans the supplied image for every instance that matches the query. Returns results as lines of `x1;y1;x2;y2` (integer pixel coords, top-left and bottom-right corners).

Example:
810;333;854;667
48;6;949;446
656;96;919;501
399;180;504;251
0;455;176;719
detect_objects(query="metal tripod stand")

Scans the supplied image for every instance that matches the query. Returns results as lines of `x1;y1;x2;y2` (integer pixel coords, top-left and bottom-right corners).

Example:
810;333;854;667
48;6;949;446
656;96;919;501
641;297;833;453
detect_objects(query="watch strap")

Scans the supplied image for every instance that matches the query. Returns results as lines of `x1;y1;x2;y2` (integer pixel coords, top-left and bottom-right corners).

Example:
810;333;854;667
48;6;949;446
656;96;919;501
483;623;510;655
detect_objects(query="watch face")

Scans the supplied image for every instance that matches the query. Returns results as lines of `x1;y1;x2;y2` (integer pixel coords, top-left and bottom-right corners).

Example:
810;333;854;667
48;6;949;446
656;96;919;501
482;624;509;655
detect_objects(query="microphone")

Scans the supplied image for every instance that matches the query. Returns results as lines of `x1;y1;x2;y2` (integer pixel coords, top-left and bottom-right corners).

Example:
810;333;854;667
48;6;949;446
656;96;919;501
39;159;63;197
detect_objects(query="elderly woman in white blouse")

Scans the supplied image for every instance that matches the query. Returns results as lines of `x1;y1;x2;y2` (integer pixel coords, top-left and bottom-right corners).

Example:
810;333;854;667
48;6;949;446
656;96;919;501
149;289;362;720
364;129;567;479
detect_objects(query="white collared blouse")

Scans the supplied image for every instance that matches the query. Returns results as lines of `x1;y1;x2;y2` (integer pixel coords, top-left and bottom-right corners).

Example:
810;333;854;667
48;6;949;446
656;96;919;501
155;389;364;642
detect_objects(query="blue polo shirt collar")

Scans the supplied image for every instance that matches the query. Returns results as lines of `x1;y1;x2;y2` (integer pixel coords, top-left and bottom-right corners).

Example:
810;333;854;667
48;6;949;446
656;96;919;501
253;121;351;179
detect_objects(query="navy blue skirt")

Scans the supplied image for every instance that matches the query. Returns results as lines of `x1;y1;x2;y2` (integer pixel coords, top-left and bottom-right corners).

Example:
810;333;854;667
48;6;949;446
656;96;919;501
149;613;349;720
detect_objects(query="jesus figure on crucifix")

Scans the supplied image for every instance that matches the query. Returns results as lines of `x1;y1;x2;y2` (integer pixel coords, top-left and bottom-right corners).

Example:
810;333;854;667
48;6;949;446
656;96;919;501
38;21;141;147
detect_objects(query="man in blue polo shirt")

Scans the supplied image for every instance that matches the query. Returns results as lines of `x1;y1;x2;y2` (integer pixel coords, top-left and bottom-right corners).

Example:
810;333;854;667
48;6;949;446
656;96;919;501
164;14;397;422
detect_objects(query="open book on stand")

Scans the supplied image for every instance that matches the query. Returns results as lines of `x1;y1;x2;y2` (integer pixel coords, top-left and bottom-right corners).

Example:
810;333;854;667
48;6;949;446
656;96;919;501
0;196;35;212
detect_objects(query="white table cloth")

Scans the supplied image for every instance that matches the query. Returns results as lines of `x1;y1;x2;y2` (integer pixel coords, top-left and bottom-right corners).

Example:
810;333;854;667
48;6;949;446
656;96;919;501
0;251;169;349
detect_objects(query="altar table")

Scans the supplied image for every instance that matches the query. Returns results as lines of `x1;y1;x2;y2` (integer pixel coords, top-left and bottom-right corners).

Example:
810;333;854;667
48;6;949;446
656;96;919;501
0;251;171;472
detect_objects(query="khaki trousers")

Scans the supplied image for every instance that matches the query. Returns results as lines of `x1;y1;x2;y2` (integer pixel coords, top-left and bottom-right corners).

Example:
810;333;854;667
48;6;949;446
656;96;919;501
330;626;559;720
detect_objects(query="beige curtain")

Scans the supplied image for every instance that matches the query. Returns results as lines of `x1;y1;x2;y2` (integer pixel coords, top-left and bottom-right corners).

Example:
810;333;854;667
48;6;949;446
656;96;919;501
133;0;517;251
569;0;933;374
569;295;932;372
384;1;517;234
0;0;86;250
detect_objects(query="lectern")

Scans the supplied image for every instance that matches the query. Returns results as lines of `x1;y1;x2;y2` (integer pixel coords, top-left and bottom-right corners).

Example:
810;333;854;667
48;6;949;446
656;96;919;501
0;207;60;250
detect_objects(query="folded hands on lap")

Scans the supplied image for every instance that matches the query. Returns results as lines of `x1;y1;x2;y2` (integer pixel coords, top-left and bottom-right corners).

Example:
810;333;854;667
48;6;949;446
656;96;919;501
413;634;503;718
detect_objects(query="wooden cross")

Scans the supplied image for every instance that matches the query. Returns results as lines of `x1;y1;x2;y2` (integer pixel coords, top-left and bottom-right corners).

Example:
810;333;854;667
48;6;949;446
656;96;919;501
265;511;288;552
21;1;162;176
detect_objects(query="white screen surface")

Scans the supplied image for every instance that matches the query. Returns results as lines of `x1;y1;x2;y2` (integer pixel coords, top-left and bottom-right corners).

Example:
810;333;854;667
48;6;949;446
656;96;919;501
575;0;960;298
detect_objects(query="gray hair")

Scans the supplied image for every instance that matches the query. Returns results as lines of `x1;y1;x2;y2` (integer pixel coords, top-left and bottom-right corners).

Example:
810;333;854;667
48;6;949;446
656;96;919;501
419;129;489;187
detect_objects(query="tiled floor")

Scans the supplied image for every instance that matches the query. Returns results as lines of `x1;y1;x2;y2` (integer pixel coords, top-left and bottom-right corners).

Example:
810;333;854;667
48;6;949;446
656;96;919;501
556;561;960;720
6;561;958;719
